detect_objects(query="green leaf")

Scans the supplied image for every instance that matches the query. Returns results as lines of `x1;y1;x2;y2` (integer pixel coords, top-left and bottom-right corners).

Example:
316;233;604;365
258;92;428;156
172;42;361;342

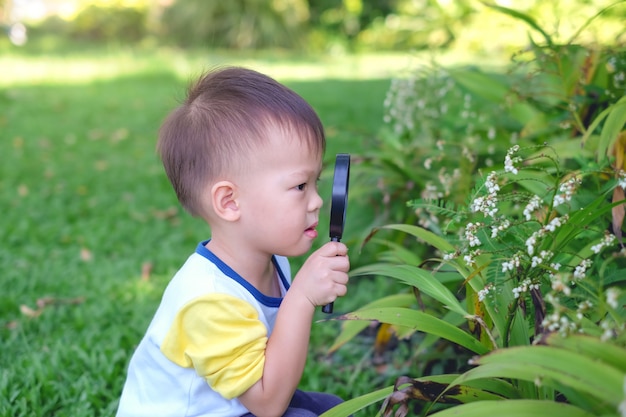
379;224;456;254
350;264;467;317
429;399;596;417
582;96;626;161
320;386;392;417
327;293;416;353
482;2;553;45
449;67;510;103
339;307;489;355
450;345;624;407
545;333;626;373
598;96;626;162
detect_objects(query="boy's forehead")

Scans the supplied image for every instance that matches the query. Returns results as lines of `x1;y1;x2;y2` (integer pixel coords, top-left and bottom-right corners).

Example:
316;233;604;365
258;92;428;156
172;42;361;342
263;122;324;152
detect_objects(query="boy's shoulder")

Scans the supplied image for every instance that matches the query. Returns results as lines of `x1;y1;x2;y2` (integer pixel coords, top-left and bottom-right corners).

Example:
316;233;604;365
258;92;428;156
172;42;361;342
164;251;244;306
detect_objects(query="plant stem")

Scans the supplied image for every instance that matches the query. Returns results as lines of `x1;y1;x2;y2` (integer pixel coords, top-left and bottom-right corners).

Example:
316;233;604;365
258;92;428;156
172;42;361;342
503;297;520;348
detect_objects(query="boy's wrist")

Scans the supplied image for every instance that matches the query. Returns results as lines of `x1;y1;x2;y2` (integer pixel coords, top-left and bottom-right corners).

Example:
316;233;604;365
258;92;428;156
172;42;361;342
285;285;317;311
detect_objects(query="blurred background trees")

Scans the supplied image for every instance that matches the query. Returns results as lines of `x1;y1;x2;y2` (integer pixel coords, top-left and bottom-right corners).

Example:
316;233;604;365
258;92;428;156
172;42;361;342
2;0;624;53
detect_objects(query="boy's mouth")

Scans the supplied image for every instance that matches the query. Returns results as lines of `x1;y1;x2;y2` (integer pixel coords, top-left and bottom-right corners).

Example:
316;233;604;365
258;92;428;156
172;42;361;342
304;223;318;238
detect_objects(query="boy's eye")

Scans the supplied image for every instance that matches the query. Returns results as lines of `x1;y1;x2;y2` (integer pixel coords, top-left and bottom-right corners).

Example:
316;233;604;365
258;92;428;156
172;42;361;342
296;183;306;191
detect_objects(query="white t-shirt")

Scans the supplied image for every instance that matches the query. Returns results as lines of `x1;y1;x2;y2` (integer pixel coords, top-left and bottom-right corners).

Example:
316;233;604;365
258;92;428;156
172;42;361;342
116;240;291;417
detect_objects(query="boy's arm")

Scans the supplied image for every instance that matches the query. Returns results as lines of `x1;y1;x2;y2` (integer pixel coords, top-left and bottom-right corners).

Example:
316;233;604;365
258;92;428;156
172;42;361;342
238;241;349;417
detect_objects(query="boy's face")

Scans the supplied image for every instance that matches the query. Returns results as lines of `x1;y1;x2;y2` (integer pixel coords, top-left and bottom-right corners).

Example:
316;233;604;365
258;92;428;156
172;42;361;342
235;128;324;258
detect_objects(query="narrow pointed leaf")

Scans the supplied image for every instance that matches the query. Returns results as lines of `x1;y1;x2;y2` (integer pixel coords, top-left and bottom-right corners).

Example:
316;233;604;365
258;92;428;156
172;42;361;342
328;293;416;353
450;345;623;406
483;2;553;45
351;264;468;317
380;224;456;253
545;333;626;373
598;96;626;161
429;399;596;417
340;307;489;355
320;386;393;417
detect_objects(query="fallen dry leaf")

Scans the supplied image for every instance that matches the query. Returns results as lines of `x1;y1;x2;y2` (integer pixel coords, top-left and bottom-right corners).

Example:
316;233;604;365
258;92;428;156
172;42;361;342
80;247;93;262
20;304;42;318
19;296;86;318
141;262;153;282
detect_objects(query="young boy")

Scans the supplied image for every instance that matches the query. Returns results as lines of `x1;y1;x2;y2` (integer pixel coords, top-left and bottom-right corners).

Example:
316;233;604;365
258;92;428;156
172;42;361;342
116;67;350;417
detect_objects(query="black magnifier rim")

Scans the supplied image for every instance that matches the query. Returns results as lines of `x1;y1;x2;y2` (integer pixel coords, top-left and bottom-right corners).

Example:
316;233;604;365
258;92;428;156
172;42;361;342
329;154;350;241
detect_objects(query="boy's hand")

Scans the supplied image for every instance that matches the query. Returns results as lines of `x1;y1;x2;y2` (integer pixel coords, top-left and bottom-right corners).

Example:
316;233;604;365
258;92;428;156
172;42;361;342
292;241;350;307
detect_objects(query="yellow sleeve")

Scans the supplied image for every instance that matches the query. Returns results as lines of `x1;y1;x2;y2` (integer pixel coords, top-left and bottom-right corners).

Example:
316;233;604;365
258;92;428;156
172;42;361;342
160;293;267;399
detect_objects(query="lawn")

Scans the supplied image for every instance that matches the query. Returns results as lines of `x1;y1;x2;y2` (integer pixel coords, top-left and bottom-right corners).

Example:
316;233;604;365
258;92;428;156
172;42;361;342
0;45;414;416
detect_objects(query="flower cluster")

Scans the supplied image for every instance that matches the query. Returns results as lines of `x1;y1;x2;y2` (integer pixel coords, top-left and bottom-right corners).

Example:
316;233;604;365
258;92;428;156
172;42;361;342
502;253;522;273
478;283;494;302
573;259;592;280
523;195;542;221
553;177;581;207
512;278;540;298
441;144;623;342
464;222;483;247
504;145;521;174
591;232;616;254
525;215;568;255
470;172;499;218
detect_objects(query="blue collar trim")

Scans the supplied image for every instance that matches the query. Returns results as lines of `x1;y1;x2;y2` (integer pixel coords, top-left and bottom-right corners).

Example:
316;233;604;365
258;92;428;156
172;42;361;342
195;240;289;307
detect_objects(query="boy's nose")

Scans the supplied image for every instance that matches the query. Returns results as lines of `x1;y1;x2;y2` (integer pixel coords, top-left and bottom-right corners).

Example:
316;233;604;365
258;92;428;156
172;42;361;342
310;191;323;211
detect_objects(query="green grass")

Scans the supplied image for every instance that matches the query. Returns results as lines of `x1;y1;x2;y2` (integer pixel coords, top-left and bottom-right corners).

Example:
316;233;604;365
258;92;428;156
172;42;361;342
0;44;414;415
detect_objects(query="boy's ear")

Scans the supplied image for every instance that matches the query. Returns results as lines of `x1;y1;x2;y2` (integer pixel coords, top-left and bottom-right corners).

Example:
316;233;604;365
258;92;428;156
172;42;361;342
211;181;240;221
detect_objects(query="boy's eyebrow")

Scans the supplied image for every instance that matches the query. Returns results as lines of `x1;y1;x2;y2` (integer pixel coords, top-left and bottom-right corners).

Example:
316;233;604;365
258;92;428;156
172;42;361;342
287;167;322;179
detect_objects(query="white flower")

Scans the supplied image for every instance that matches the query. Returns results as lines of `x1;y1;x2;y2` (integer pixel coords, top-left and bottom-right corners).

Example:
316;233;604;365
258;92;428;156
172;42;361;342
443;252;457;261
502;253;522;273
576;300;593;320
545;215;568;232
471;172;500;218
573;259;592;280
478;284;493;302
551;274;571;296
485;171;500;194
504;145;521;175
470;195;498;218
464;250;481;267
553;177;581;207
523;195;543;221
606;287;620;309
591;232;616;254
504;155;518;174
490;218;511;238
464;222;482;247
512;279;534;298
600;320;614;342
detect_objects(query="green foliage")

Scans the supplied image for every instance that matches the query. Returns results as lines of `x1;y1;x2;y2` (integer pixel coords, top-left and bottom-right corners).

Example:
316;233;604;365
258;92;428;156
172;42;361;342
329;3;626;416
157;0;310;49
69;4;147;41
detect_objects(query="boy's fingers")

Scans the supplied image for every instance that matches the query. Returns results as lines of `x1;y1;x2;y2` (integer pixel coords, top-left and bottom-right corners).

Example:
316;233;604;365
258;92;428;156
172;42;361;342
321;241;348;257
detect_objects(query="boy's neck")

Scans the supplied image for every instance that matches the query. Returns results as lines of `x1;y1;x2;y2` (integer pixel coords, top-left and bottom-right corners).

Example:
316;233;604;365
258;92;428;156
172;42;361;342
205;238;279;297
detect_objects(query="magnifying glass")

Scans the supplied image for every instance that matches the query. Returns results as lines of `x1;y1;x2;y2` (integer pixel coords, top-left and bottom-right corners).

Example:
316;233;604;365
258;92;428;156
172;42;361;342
322;153;350;314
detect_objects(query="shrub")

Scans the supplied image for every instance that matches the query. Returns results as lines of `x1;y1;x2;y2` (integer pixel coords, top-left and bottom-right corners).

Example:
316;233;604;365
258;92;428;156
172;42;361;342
326;3;626;416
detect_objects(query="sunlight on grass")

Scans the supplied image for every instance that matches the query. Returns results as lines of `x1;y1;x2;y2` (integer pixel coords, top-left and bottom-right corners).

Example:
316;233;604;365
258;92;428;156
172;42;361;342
0;46;501;87
0;49;408;86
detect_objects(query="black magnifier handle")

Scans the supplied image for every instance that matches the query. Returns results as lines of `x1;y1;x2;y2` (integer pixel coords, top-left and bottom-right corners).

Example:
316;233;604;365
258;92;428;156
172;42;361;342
322;154;350;314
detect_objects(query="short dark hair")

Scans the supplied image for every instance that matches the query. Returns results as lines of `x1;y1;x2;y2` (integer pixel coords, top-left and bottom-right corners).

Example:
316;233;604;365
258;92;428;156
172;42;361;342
157;67;326;217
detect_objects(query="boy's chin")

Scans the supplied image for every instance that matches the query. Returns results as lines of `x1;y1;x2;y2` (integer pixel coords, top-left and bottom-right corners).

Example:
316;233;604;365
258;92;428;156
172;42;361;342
277;242;314;257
